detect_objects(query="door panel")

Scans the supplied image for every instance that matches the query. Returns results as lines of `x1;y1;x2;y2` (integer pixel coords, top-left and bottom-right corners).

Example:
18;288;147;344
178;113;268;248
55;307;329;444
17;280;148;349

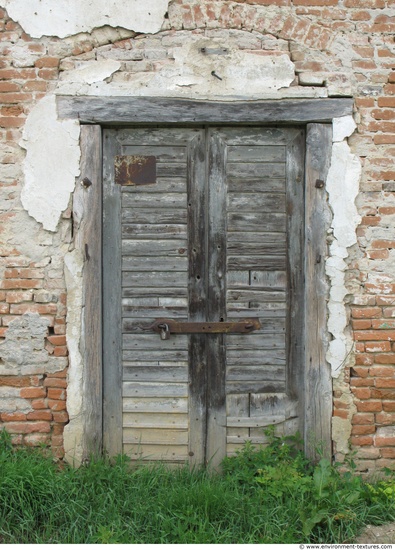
103;126;305;466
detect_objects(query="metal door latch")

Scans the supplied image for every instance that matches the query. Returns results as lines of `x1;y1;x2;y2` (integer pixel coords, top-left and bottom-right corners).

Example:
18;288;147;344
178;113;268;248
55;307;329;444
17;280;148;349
149;318;261;340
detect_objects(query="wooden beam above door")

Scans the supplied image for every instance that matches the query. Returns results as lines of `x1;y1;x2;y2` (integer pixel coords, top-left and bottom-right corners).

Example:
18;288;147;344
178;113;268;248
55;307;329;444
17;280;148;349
57;96;353;125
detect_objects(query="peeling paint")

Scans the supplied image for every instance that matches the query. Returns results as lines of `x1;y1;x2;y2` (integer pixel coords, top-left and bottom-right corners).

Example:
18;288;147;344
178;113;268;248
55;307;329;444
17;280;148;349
0;0;169;38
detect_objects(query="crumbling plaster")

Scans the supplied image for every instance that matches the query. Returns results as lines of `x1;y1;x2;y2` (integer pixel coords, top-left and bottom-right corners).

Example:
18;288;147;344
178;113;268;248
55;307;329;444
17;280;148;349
0;0;169;38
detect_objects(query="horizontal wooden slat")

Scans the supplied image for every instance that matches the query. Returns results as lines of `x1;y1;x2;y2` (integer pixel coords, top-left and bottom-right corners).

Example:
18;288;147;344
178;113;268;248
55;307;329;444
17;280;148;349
227;365;285;381
227;192;285;212
227;242;286;255
227;212;286;232
122;192;187;208
122;256;188;272
228;178;285;193
227;162;285;179
123;397;188;413
122;352;188;365
116;127;202;145
227;145;286;162
227;289;285;302
121;178;186;194
226;349;285;365
123;367;188;382
122;272;188;287
122;239;188;257
123;382;188;397
122;224;187;239
228;307;286;318
123;428;188;445
123;333;188;349
227;415;286;427
121;145;186;161
227;256;286;270
122;309;187;322
122;208;187;224
123;444;189;462
250;271;286;289
226;334;285;349
226;381;286;393
123;412;188;428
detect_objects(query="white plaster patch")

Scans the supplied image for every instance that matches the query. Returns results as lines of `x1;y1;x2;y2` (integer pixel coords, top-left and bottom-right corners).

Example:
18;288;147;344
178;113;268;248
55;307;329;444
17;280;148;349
63;249;84;465
333;116;357;143
60;59;121;84
0;0;169;38
326;139;361;377
20;95;80;232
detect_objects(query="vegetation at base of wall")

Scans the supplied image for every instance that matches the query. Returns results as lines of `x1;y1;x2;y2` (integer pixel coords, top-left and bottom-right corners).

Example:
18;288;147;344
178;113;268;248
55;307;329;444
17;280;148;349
0;428;394;544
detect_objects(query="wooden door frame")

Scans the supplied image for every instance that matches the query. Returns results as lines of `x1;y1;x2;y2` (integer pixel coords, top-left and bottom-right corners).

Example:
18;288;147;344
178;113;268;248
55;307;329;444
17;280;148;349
70;96;353;461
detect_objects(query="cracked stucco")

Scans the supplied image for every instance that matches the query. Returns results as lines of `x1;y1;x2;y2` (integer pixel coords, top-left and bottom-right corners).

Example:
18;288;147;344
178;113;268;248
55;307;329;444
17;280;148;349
0;0;169;38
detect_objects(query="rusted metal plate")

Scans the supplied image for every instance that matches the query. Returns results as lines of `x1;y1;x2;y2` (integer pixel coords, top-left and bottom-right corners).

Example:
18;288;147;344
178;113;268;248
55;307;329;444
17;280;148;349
115;155;156;186
148;318;261;336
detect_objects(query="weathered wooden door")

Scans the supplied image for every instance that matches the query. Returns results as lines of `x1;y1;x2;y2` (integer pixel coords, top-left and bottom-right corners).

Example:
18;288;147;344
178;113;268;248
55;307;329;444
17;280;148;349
103;126;305;467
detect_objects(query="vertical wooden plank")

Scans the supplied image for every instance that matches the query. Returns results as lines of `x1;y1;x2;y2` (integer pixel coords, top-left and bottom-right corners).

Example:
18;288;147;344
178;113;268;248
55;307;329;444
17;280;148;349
74;124;103;457
206;129;227;469
304;123;333;461
188;130;208;468
102;129;123;456
285;130;305;436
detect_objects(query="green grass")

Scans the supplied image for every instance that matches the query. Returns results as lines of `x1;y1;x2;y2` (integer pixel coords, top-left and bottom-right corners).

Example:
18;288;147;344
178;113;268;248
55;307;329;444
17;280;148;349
0;428;394;544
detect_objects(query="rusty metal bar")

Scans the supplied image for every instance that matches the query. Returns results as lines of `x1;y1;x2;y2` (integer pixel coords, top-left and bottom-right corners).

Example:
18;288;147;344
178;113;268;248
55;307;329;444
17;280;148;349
149;318;261;336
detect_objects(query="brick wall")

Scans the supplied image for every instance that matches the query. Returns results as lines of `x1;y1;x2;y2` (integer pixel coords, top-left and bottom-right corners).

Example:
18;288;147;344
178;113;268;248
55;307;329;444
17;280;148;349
0;0;394;469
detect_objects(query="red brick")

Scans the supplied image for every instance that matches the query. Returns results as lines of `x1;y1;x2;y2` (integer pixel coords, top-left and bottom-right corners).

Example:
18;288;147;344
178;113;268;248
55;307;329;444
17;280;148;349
352;388;372;399
47;335;66;346
24;434;50;447
372;354;395;364
26;411;52;421
365;341;391;352
10;303;57;315
351;435;374;446
20;387;46;399
383;401;395;412
384;307;395;318
43;377;67;388
53;346;68;357
378;97;395;107
5;290;33;303
372;319;395;329
351;307;382;318
34;57;59;68
0;375;34;387
0;303;9;314
371;389;395;399
367;250;389;260
1;279;43;290
369;366;395;376
356;400;382;412
47;388;66;400
380;448;395;458
354;330;395;341
376;435;395;446
333;409;348;419
4;421;50;434
376;378;395;388
1;412;26;422
52;410;69;423
352;425;376;435
374;134;395;144
31;398;47;410
355;354;374;366
376;412;395;425
352;412;375;425
48;399;67;411
355;342;365;352
350;377;374;387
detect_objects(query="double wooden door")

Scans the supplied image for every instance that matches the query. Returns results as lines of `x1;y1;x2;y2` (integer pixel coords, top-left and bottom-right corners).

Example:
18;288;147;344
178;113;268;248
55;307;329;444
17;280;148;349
103;126;305;467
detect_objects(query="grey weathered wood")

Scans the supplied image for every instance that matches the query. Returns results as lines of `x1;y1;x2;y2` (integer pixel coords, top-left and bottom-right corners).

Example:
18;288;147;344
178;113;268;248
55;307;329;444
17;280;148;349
75;124;103;458
228;178;285;193
227;212;286;232
122;208;187;224
123;412;188;428
123;444;188;462
206;130;227;469
227;145;286;162
123;397;188;413
102;129;123;456
57;96;353;124
226;381;286;394
122;239;188;256
227;366;285;381
123;382;188;398
187;130;208;468
122;192;187;208
123;367;188;382
122;256;188;272
122;224;187;240
227;415;286;427
227;162;285;179
227;193;285;212
285;129;305;442
123;428;188;445
304;124;333;461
